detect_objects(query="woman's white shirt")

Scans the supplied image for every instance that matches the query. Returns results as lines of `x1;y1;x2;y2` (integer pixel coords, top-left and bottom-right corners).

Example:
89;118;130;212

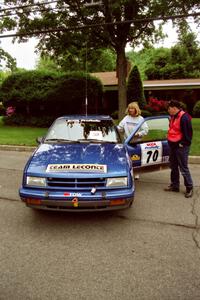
118;115;148;138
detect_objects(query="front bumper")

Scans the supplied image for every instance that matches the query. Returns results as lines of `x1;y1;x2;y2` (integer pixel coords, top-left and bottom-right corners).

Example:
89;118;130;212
19;187;134;212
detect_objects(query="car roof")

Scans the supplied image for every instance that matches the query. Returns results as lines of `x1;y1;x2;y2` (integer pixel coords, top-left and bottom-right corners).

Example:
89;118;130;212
56;115;113;121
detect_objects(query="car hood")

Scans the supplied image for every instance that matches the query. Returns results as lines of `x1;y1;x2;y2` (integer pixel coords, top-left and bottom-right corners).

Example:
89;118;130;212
26;143;129;177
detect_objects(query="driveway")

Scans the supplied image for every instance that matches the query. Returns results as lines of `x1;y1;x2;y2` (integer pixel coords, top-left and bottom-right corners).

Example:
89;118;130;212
0;150;199;300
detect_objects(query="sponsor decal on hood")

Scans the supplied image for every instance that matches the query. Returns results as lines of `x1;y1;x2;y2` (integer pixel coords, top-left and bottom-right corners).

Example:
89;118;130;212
46;163;107;173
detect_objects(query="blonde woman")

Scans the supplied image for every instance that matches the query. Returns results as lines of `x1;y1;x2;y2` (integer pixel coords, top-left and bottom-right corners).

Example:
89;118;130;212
118;102;148;139
118;102;148;180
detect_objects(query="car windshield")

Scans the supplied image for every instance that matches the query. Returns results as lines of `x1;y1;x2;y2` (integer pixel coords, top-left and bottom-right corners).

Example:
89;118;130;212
44;118;120;143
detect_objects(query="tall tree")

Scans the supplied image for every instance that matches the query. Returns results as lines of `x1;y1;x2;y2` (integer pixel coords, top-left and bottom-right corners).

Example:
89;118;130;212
1;0;199;118
0;48;16;71
143;33;200;79
36;56;62;72
53;48;116;72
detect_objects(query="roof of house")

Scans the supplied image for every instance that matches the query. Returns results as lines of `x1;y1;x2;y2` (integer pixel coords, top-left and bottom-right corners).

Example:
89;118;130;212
91;71;200;91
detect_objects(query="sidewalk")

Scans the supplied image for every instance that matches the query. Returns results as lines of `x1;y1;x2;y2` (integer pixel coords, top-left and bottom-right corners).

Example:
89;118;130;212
0;144;200;164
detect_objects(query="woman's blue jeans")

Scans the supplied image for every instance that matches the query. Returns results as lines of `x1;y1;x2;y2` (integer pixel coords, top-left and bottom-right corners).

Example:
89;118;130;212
169;145;193;189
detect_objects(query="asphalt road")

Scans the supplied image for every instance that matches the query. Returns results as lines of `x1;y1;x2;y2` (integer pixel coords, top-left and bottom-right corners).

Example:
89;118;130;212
0;150;200;300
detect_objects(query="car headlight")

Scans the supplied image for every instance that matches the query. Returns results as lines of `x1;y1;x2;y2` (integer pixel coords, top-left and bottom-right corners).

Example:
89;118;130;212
106;177;128;187
26;176;46;187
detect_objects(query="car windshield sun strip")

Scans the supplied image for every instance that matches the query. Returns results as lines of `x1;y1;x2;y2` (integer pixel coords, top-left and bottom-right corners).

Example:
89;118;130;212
45;138;80;143
77;139;115;143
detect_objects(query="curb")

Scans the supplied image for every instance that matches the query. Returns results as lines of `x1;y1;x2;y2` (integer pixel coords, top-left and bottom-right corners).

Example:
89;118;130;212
0;145;36;152
0;144;199;164
189;156;200;164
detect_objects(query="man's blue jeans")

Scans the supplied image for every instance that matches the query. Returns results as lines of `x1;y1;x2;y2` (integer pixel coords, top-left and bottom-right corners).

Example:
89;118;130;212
169;145;193;189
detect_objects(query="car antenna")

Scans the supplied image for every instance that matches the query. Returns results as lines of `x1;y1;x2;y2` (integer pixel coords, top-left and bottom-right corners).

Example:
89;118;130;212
85;40;88;117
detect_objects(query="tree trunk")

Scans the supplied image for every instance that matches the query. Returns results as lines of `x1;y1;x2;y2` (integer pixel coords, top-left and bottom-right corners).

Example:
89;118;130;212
117;47;127;121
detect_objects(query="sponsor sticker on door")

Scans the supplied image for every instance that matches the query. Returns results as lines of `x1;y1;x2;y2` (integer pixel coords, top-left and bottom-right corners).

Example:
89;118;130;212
141;141;162;166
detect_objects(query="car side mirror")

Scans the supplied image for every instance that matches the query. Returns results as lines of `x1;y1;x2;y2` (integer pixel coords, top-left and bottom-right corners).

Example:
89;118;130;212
36;136;44;144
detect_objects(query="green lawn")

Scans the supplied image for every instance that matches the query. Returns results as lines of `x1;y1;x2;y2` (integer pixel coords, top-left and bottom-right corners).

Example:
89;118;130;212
0;117;199;155
0;118;48;146
191;118;200;156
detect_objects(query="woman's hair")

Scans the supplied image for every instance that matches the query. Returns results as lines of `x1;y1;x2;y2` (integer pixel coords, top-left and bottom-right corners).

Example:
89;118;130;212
125;102;141;116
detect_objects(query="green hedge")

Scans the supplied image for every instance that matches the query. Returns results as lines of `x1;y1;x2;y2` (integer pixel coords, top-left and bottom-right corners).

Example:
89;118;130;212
0;70;103;126
193;100;200;117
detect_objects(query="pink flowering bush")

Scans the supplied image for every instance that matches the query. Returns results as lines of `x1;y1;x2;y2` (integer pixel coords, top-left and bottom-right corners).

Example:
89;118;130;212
0;102;5;115
145;97;168;114
6;106;15;117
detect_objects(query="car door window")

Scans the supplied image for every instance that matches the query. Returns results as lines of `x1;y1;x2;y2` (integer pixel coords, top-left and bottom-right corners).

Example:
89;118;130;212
125;116;170;170
129;117;169;144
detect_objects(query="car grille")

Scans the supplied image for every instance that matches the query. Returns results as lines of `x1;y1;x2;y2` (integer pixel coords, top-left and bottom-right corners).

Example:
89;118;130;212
47;177;106;189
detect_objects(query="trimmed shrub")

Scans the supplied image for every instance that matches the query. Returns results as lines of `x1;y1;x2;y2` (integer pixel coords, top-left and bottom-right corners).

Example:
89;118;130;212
141;109;152;117
179;101;187;111
0;70;103;126
127;65;146;109
111;110;118;119
145;97;168;115
0;102;5;115
3;114;54;127
193;100;200;117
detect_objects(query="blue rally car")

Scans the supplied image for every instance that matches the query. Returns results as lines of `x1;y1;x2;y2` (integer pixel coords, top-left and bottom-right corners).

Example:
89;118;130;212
19;115;170;211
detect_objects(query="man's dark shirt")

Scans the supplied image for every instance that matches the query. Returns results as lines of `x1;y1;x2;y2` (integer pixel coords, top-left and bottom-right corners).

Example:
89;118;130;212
168;110;193;148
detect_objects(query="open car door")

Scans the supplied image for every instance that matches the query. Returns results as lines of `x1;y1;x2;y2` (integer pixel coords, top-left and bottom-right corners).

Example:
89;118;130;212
124;116;170;172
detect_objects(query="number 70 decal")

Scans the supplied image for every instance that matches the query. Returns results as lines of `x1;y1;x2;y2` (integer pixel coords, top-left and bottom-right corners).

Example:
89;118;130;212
141;142;162;166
